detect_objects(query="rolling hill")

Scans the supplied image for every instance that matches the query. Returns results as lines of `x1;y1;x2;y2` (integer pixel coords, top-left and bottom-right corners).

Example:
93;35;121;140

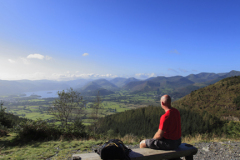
1;70;240;98
110;77;139;87
77;79;118;96
186;72;220;83
122;76;194;93
173;75;240;120
81;79;119;91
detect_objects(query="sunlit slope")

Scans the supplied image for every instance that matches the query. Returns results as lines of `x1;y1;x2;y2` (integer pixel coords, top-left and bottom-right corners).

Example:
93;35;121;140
173;76;240;120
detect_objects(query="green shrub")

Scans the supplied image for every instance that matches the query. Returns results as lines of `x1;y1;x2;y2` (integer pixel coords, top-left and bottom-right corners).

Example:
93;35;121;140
0;102;28;129
233;96;240;110
224;121;240;137
0;129;8;137
14;119;87;141
15;120;60;141
59;118;87;139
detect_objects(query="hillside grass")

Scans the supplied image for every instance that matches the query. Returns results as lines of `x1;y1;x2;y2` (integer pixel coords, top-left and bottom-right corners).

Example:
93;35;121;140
0;133;105;160
173;76;240;119
1;133;239;160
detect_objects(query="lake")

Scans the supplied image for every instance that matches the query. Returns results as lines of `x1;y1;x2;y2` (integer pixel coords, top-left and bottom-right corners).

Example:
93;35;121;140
22;90;60;99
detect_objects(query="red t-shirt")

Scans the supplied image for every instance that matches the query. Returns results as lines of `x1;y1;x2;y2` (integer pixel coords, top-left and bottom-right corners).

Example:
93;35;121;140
159;107;181;140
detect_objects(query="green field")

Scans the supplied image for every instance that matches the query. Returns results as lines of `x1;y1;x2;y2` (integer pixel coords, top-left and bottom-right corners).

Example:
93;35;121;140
3;91;159;125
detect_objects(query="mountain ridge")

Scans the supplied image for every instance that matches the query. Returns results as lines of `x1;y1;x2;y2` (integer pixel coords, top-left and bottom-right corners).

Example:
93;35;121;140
1;70;240;97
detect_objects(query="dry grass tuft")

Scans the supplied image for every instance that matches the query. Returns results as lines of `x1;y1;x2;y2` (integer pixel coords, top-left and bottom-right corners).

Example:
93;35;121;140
119;134;141;144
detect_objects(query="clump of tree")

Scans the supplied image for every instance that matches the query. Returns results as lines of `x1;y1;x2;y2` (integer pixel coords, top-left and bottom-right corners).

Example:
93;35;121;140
14;88;88;142
91;91;103;119
49;88;85;128
0;101;8;136
93;105;226;138
0;101;12;129
89;91;105;135
225;121;240;137
233;96;240;110
0;101;27;137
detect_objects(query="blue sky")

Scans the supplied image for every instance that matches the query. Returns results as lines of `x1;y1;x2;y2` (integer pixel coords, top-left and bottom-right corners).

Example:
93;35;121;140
0;0;239;80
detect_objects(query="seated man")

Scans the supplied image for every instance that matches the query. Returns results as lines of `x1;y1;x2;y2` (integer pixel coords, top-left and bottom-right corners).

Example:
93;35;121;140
140;95;181;150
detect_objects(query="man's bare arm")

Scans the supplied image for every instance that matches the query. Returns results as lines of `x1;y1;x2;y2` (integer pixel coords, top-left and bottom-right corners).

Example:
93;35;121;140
153;129;164;139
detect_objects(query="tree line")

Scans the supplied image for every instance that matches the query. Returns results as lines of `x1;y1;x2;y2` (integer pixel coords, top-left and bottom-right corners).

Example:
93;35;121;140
94;105;225;138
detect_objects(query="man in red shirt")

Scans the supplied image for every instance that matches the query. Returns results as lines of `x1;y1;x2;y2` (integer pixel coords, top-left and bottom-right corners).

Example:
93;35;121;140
140;95;181;150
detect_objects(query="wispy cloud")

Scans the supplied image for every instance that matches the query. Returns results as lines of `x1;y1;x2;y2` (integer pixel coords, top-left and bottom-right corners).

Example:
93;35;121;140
168;68;178;73
178;68;188;72
169;49;180;54
8;59;15;64
51;73;118;80
27;54;45;59
20;58;30;65
82;53;89;56
1;72;118;81
192;70;198;72
45;55;52;60
76;73;118;79
135;73;156;79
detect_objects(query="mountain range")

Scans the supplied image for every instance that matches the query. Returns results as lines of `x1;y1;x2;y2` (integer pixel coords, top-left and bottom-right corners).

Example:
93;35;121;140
1;70;240;98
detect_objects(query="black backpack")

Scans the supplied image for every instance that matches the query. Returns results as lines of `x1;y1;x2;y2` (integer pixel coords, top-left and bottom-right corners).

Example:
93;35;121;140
95;139;131;160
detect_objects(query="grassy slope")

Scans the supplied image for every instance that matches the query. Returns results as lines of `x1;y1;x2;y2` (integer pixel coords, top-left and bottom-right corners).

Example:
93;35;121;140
173;76;240;119
0;133;105;160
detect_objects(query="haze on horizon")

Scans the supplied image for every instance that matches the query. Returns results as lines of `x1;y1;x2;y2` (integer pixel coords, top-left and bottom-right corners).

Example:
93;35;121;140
0;0;239;81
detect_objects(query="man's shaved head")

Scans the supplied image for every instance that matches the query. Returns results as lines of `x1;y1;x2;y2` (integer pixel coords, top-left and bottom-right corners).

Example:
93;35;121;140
160;95;171;107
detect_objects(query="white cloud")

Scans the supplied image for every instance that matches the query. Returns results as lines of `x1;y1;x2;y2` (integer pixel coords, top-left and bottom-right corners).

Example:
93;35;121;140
27;53;45;59
45;55;52;60
8;59;15;64
26;54;52;61
75;73;117;79
169;49;180;54
135;73;156;79
49;73;118;81
82;53;89;56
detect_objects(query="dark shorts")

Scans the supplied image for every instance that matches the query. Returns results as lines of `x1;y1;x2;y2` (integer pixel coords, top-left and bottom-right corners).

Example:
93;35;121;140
145;138;181;150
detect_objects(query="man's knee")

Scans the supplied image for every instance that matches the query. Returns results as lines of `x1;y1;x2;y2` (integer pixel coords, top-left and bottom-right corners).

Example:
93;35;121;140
140;140;147;148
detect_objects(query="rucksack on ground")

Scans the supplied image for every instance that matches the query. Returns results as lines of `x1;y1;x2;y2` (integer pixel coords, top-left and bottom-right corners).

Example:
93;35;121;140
95;139;131;160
